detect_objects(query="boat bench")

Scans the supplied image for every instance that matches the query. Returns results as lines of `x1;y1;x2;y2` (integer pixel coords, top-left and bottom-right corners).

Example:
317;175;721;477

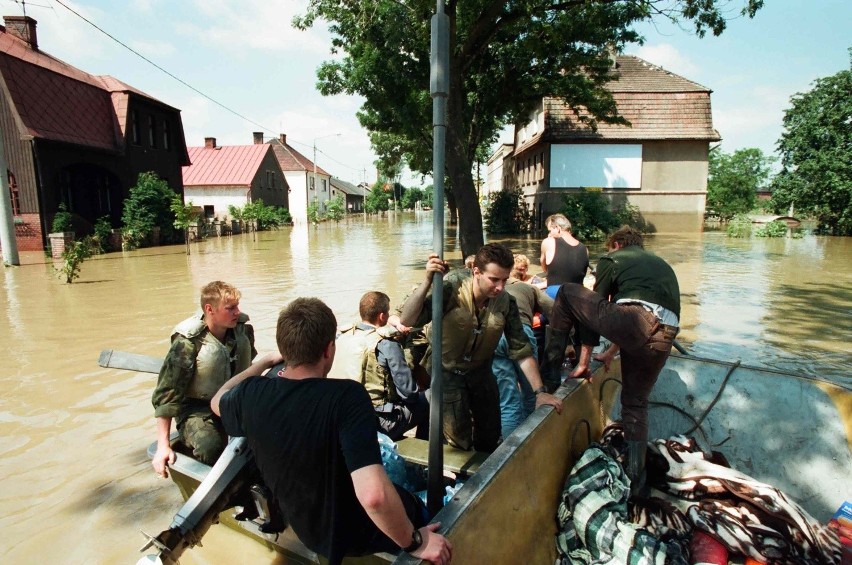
395;437;488;476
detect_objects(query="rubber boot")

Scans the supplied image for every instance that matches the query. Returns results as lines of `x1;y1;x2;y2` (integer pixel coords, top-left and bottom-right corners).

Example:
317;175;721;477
625;440;647;496
543;327;571;391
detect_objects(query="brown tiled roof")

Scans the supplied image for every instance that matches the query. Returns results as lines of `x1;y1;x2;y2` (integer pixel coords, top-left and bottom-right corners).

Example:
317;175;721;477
267;138;330;176
330;176;366;196
542;55;720;143
183;145;272;186
0;25;177;151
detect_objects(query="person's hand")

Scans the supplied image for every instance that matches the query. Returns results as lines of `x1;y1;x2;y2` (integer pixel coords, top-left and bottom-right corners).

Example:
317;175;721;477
387;314;411;334
593;351;613;372
425;253;448;280
152;444;176;478
535;392;562;414
568;364;592;380
411;523;453;565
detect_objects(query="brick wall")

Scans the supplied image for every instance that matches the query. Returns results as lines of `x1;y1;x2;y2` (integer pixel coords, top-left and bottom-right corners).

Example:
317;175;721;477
12;213;44;251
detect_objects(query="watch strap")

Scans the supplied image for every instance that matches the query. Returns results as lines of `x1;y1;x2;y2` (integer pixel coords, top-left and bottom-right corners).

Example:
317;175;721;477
402;528;423;553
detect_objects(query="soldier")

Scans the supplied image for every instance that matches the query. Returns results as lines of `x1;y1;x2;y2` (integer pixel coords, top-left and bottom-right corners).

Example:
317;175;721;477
151;281;257;477
330;291;429;440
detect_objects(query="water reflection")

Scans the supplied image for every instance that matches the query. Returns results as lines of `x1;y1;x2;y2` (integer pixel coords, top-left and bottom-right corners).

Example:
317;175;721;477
0;212;848;563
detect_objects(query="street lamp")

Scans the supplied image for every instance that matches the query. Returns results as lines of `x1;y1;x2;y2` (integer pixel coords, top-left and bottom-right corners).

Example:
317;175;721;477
312;133;341;201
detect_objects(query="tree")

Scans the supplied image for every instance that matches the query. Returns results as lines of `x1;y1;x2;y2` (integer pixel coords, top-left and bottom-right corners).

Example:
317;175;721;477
365;183;391;214
121;172;178;249
54;237;94;283
707;147;774;221
171;196;199;255
295;0;763;256
485;187;528;234
770;53;852;235
326;195;346;222
401;186;424;210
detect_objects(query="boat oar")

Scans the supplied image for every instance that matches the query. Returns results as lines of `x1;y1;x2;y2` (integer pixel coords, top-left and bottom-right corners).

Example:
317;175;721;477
98;349;163;374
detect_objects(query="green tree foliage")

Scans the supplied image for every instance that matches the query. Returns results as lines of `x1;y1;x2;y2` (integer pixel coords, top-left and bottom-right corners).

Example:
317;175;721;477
326;195;346;222
559;189;645;241
365;183;391;214
400;187;424;210
237;200;291;234
485;187;529;234
121;172;177;249
295;0;763;256
91;216;113;253
725;214;752;238
307;201;323;224
421;185;433;209
707;147;774;221
770;54;852;235
51;202;74;234
171;196;199;255
754;220;787;237
55;237;94;283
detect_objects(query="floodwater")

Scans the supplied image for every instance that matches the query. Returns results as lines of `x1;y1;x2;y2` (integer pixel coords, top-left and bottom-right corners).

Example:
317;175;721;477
1;212;849;564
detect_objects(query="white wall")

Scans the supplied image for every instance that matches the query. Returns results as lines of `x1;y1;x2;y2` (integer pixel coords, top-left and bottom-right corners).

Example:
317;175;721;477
550;144;643;189
183;186;250;220
285;171;308;224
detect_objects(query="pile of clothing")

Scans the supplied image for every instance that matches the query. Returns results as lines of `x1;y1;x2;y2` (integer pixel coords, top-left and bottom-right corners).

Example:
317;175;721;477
556;426;842;564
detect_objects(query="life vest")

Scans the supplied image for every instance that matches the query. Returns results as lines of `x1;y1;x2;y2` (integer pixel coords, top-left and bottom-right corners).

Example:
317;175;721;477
175;311;253;400
425;277;509;373
330;323;399;407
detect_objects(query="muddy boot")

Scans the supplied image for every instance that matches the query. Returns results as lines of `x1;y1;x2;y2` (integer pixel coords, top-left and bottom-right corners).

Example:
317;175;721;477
543;327;571;391
626;440;647;496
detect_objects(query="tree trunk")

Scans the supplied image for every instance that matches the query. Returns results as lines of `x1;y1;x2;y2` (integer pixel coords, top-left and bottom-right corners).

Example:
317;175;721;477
446;60;484;258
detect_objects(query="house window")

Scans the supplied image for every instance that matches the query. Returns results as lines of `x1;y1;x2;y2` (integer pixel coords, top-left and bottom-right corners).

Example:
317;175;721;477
267;171;276;189
204;205;215;219
7;170;20;215
131;110;140;145
163;121;171;150
310;176;315;190
321;179;327;192
148;115;157;148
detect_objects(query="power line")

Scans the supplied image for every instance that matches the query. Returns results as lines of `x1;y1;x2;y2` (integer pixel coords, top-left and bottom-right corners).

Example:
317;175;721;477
51;0;279;136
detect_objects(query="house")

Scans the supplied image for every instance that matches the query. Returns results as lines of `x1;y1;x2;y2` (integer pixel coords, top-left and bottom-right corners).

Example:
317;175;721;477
483;143;515;204
0;15;189;251
182;134;288;222
492;54;721;229
330;176;367;213
265;133;332;224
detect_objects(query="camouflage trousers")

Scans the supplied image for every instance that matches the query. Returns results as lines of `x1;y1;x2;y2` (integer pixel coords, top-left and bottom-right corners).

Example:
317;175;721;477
176;402;227;465
441;364;501;453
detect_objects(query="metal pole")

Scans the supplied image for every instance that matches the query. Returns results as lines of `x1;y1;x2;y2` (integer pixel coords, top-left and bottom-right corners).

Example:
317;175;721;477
427;0;449;516
0;128;21;266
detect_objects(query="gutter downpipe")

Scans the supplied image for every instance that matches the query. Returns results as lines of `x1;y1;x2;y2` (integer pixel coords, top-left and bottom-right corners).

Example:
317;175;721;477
427;0;449;516
0;127;20;265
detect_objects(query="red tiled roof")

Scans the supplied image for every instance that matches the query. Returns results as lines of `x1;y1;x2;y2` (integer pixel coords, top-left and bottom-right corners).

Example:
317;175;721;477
536;55;720;145
267;138;330;176
0;26;176;150
183;144;272;186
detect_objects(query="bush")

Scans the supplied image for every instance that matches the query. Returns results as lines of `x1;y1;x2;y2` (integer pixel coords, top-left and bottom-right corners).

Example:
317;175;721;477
726;214;752;238
754;220;788;237
91;216;113;253
326;196;345;223
51;203;74;233
400;187;424;210
121;172;177;248
307;201;323;223
485;187;529;234
559;189;646;241
365;184;391;214
55;237;94;283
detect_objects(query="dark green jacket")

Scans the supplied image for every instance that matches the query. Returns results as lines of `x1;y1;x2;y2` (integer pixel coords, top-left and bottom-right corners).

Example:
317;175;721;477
594;245;680;318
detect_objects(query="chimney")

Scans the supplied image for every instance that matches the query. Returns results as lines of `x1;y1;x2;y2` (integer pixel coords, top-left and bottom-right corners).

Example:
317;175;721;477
279;134;287;145
4;16;38;50
204;137;216;149
606;42;618;71
253;132;264;144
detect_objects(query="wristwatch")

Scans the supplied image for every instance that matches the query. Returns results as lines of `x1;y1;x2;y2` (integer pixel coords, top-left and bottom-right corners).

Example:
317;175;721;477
403;528;423;553
534;386;548;395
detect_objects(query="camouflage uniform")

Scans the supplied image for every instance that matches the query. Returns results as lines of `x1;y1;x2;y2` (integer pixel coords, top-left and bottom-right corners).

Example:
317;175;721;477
152;313;256;464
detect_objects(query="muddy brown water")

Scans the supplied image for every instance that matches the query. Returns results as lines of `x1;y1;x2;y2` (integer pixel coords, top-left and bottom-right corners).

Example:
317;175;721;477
1;212;849;563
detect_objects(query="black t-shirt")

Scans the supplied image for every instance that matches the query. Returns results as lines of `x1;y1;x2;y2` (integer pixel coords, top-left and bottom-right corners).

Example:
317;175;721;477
219;369;382;561
547;237;589;286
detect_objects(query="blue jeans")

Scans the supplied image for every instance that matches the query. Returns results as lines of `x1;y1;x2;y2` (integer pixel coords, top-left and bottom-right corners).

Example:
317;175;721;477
491;324;538;439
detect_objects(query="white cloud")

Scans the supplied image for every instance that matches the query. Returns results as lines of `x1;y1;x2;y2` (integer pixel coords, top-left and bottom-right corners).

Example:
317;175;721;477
632;43;700;79
127;39;176;58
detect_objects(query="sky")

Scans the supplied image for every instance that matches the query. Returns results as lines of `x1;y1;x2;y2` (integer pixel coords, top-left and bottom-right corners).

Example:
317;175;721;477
3;0;850;185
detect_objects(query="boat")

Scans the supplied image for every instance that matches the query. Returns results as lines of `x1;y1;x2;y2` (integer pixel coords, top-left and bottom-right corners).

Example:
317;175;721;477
134;351;851;564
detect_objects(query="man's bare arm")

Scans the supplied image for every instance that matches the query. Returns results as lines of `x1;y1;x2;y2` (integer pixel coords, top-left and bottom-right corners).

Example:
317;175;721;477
517;356;562;414
351;464;452;564
399;253;446;327
210;351;284;416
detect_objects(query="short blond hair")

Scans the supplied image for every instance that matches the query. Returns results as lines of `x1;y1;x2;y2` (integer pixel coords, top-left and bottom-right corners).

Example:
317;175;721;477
200;281;240;310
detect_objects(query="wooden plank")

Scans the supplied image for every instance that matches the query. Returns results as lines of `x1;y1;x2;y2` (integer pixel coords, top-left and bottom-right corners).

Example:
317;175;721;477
98;349;163;374
395;438;488;476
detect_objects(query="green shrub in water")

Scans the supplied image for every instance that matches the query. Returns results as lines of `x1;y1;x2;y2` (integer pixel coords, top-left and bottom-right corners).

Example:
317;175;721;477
55;237;94;283
51;203;74;233
726;214;752;238
754;220;788;238
485;187;529;234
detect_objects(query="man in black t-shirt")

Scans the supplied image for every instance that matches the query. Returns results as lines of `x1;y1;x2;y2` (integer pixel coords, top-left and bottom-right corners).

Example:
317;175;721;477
211;297;452;565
